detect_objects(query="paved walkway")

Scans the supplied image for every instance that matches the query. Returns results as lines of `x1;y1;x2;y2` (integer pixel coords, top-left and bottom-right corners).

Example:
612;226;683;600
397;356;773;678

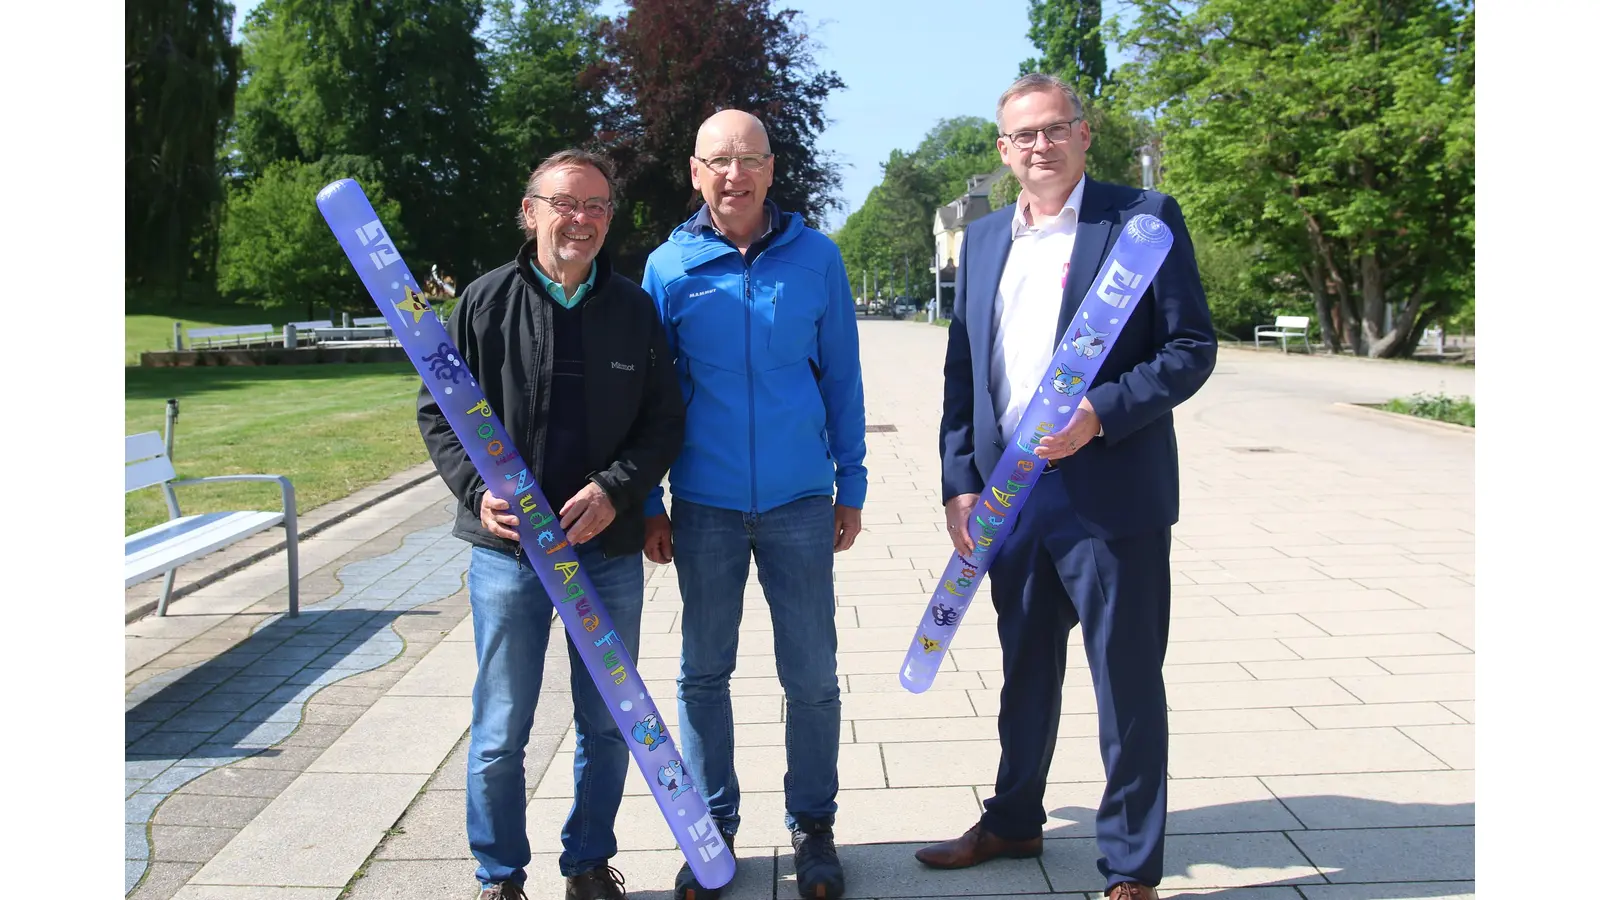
125;322;1474;899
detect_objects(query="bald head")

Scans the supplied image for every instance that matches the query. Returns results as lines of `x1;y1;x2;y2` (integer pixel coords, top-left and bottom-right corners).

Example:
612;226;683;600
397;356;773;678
695;109;771;157
690;109;777;244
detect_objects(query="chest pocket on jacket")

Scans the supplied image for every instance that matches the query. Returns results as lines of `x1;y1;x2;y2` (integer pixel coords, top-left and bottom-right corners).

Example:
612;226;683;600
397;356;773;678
763;268;828;370
672;280;748;373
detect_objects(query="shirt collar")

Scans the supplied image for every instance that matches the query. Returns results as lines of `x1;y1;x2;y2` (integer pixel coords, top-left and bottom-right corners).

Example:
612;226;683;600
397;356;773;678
688;199;780;241
1010;175;1086;240
529;260;597;309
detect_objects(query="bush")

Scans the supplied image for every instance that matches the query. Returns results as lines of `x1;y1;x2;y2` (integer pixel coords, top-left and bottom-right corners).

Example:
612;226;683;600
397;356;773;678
1190;232;1289;340
218;156;406;315
1382;393;1474;427
431;294;462;324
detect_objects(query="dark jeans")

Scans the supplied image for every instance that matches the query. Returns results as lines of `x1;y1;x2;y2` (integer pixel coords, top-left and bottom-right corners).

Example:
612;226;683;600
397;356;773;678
672;495;842;834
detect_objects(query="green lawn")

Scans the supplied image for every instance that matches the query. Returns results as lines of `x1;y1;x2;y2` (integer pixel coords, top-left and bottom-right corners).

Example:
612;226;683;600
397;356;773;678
126;364;433;535
1381;392;1475;427
126;304;299;365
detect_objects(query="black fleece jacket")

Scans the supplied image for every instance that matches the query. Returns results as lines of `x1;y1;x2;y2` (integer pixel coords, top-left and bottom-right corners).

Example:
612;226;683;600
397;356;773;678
416;240;685;559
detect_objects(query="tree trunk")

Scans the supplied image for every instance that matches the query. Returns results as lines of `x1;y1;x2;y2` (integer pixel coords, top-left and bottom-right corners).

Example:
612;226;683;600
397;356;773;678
1300;211;1359;354
1301;255;1341;353
1359;248;1386;356
1369;285;1428;359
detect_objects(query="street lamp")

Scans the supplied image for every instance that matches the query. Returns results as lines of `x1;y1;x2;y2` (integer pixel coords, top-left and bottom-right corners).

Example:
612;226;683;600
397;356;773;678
1138;144;1156;191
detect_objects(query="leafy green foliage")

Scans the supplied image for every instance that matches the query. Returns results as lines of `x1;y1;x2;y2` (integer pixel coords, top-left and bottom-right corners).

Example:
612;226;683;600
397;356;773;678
232;0;508;280
1112;0;1474;357
484;0;606;186
1192;233;1290;341
127;0;241;295
834;117;1004;303
1381;392;1474;427
1020;0;1108;97
218;157;406;315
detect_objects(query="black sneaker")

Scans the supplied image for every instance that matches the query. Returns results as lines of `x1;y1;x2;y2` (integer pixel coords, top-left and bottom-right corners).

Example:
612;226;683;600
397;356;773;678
674;827;736;900
566;864;627;900
792;823;845;899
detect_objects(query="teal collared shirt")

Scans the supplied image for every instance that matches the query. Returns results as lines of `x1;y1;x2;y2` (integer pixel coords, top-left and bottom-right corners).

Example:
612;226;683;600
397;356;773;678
529;260;597;309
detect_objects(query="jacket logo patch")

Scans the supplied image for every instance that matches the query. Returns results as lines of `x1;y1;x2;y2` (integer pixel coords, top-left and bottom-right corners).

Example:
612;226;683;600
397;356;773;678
688;288;716;298
611;361;636;371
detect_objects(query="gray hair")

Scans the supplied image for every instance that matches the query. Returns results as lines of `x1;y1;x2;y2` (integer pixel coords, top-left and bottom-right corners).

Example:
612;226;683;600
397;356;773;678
995;73;1086;131
518;148;618;237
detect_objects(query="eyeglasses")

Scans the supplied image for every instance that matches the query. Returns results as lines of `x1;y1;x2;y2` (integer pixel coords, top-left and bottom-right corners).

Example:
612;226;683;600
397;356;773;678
530;194;613;218
693;154;773;174
1002;119;1082;149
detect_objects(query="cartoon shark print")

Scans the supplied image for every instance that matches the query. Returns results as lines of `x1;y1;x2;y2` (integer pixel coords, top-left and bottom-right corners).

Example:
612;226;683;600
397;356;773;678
659;759;693;799
1070;321;1109;359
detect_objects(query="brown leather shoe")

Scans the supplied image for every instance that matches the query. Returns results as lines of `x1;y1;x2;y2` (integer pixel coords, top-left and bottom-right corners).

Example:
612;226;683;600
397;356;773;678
1107;882;1159;900
913;822;1043;869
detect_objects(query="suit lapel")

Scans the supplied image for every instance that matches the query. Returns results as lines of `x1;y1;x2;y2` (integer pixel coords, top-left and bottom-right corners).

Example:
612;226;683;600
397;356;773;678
967;210;1014;386
1057;177;1114;344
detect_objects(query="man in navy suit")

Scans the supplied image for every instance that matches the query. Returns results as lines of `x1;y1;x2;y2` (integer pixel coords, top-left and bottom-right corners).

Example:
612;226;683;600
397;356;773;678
913;74;1216;900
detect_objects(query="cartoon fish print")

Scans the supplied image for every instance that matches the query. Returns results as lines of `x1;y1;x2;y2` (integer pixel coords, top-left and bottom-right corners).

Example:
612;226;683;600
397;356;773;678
1051;364;1086;395
631;714;666;751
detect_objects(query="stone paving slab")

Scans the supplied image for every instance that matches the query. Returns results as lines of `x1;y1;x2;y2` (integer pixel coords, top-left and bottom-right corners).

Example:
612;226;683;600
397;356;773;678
125;482;472;898
130;321;1474;898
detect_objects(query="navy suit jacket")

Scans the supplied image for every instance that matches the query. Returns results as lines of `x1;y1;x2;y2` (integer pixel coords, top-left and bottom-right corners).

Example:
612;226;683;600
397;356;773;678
939;176;1217;540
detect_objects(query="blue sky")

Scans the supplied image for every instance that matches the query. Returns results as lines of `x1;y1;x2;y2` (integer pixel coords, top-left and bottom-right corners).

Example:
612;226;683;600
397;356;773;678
231;0;1136;232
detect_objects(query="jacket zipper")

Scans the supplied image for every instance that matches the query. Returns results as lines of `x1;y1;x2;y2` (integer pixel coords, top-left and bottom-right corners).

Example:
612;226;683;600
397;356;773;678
744;265;757;514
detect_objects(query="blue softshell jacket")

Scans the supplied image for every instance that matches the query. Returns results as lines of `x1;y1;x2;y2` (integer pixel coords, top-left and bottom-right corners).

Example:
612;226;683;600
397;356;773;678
642;203;867;516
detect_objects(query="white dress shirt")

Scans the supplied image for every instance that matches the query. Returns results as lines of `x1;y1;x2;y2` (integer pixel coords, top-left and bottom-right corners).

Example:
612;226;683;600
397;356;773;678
991;176;1086;446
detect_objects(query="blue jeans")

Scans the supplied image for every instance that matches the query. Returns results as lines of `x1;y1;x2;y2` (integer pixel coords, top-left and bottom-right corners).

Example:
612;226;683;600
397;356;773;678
465;543;644;885
672;495;841;835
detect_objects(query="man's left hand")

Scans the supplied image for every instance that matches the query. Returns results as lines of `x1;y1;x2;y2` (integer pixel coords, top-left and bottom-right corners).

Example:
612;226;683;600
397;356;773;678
560;482;617;544
833;505;862;553
1034;397;1101;462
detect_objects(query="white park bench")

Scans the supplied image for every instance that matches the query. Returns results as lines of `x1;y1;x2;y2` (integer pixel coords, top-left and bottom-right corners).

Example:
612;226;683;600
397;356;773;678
309;326;398;347
186;324;275;348
125;429;300;617
352;316;389;327
282;320;334;347
1254;315;1312;353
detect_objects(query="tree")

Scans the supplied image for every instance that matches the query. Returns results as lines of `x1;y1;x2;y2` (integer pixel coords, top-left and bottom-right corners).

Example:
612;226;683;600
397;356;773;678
232;0;506;280
218;156;406;316
590;0;845;274
832;117;1006;306
1016;0;1150;187
913;117;1002;203
1113;0;1474;357
126;0;240;298
1020;0;1108;98
483;0;607;188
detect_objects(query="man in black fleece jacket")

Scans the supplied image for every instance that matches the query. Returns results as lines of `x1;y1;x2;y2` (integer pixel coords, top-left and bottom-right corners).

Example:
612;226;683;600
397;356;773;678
417;149;684;900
